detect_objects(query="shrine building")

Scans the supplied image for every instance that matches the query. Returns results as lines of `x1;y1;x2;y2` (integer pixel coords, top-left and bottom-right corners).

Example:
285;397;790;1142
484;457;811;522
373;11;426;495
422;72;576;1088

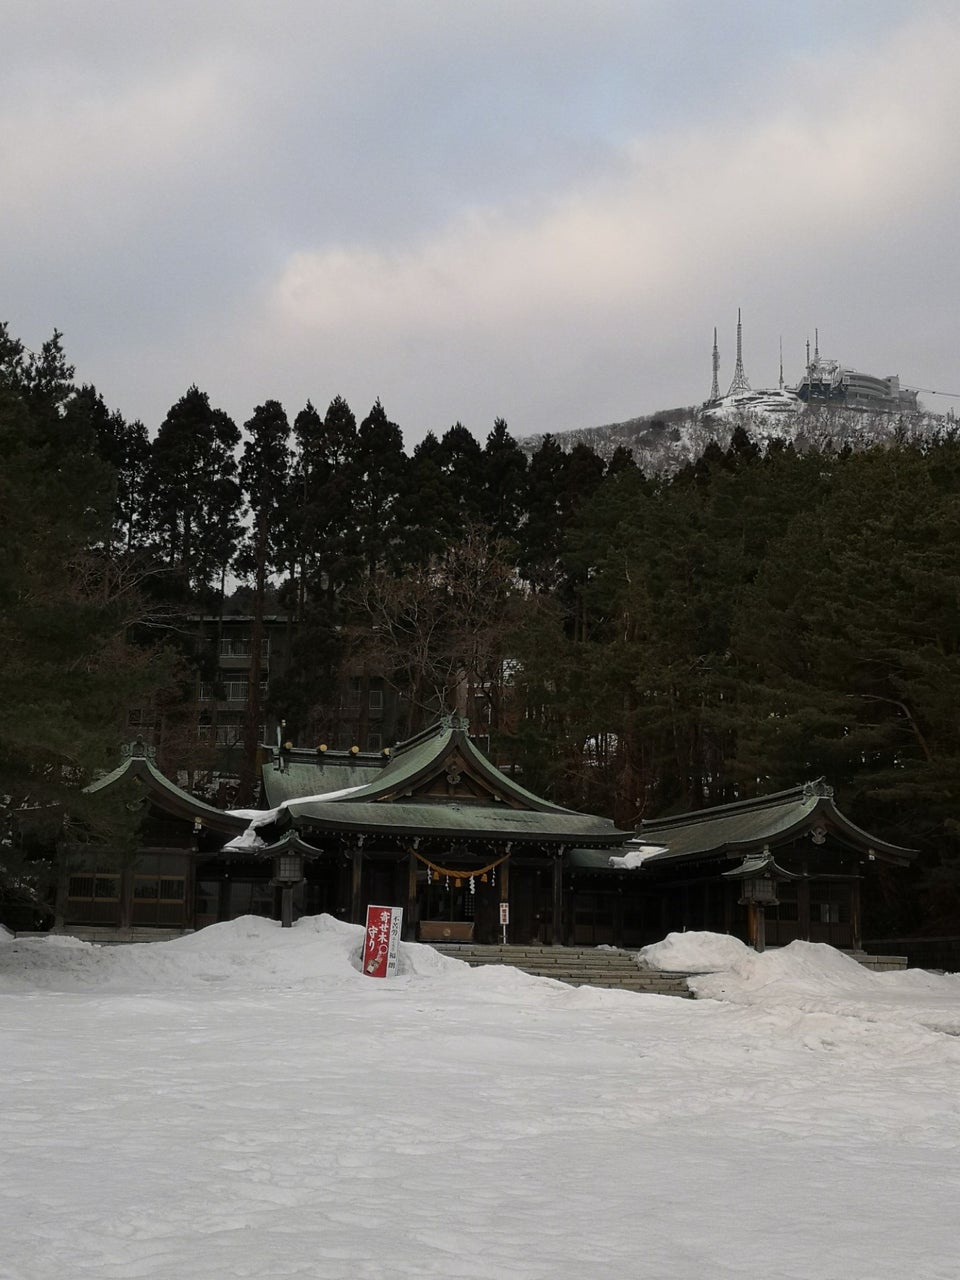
63;716;913;952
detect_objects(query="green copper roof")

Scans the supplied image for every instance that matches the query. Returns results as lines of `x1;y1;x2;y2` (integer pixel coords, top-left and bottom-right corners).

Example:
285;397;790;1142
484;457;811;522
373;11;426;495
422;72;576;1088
250;719;629;845
261;756;386;808
637;781;914;867
261;716;602;814
84;752;247;834
283;799;624;844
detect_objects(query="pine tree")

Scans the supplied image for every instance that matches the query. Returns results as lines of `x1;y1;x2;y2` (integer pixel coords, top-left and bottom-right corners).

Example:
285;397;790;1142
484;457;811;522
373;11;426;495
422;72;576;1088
236;400;292;803
144;386;242;595
0;324;174;925
479;418;527;544
63;386;150;552
354;399;408;574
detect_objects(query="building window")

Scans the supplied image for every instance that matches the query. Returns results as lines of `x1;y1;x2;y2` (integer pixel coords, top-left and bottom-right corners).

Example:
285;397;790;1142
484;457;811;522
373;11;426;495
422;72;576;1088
67;874;119;902
219;636;270;658
369;689;384;713
367;732;382;751
132;874;186;926
133;876;185;903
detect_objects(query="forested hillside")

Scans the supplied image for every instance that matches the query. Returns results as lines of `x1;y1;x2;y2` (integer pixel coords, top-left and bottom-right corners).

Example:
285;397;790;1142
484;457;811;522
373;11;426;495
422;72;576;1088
2;322;958;936
522;400;952;474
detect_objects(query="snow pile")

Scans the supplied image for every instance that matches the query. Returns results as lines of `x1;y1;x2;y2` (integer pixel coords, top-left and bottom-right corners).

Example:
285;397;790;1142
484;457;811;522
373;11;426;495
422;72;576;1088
0;914;566;998
640;928;750;972
0;916;369;992
4;923;960;1279
642;930;960;1036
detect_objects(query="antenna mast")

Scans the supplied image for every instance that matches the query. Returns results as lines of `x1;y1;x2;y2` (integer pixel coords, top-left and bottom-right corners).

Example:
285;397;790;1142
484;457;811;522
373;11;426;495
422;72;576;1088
709;327;720;401
726;308;751;395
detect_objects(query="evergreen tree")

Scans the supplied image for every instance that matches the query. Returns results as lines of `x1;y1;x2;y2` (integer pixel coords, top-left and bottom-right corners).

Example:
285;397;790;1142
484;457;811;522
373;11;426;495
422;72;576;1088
434;422;484;522
479;418;527;544
403;432;461;565
144;386;242;595
518;436;569;592
236;400;292;803
354;399;408;574
294;395;362;600
0;324;174;925
63;386;150;551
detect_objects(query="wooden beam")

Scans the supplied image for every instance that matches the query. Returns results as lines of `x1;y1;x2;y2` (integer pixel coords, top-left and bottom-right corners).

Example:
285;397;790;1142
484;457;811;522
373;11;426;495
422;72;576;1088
405;851;418;941
350;848;364;924
551;851;564;946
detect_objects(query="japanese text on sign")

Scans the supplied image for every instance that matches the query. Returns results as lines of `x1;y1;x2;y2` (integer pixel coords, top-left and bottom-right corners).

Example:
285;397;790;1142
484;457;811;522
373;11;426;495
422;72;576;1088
362;905;403;978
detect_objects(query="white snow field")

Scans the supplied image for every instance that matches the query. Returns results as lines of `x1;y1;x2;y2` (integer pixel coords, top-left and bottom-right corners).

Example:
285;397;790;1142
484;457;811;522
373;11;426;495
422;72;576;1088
3;920;960;1280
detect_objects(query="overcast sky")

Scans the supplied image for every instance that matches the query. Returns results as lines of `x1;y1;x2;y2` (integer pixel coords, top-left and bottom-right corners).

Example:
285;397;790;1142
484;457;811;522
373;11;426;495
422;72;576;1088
3;1;958;445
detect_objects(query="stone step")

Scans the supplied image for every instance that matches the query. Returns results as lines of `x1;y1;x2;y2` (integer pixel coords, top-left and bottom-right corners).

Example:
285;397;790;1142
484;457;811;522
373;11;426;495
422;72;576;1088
430;946;643;964
428;942;696;998
44;926;194;946
555;979;695;997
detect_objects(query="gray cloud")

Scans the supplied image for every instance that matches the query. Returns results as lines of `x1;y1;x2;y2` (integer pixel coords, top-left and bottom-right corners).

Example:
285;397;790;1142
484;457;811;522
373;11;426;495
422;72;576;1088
2;0;954;439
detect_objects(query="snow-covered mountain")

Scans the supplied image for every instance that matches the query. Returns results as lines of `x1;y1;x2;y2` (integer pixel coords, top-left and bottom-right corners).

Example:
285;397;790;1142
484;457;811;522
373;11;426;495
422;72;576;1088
521;402;954;475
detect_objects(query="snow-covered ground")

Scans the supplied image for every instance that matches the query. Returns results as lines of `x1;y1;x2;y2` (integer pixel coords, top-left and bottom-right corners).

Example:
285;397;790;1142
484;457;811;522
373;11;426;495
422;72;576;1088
3;920;959;1280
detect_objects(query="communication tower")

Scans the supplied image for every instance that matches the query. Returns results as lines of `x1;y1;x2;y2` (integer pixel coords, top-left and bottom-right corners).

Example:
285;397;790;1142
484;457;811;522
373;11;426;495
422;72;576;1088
709;327;720;401
726;308;751;396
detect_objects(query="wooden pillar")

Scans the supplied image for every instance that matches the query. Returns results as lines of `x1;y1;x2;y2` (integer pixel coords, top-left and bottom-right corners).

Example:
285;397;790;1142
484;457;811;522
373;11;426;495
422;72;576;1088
280;884;294;928
798;877;811;941
217;874;231;923
746;902;758;949
754;903;766;953
551;851;564;946
350;847;364;924
851;877;862;951
53;849;69;931
405;851;418;941
119;861;133;930
722;882;734;935
499;856;510;943
184;853;197;930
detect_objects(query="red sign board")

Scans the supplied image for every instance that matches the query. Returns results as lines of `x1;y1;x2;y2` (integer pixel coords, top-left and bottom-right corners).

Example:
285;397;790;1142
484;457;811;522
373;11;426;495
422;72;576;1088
362;905;403;978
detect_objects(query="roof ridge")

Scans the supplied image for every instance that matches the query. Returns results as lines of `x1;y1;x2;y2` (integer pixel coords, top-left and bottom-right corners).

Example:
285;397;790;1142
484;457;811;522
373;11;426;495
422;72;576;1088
641;781;823;830
390;719;456;758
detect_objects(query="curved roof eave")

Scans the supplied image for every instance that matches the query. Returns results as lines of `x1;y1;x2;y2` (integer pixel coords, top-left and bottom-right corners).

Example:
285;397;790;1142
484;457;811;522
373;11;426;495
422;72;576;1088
266;803;628;845
274;719;582;817
84;754;247;835
641;794;915;868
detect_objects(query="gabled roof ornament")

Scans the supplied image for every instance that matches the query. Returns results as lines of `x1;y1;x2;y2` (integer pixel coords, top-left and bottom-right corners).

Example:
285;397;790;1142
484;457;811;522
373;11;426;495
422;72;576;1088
802;779;834;799
439;712;470;733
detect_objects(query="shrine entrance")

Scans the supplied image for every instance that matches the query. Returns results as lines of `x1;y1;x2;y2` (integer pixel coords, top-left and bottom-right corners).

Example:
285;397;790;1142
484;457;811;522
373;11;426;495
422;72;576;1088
414;850;509;944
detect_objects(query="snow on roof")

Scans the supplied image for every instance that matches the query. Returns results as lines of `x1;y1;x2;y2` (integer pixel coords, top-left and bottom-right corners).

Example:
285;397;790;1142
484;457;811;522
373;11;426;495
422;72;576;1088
227;782;368;830
608;842;668;869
